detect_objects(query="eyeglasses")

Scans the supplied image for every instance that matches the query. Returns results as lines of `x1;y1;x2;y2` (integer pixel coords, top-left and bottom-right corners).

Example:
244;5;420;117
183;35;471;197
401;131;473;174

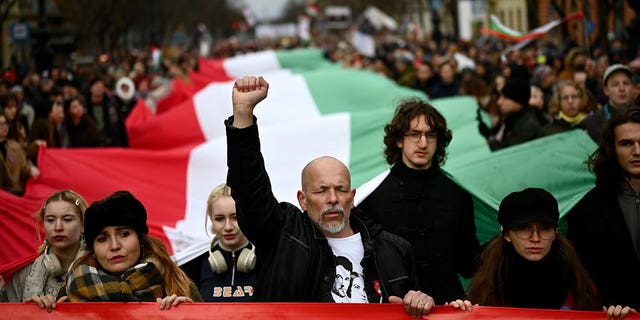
511;224;557;240
560;94;580;101
404;131;437;143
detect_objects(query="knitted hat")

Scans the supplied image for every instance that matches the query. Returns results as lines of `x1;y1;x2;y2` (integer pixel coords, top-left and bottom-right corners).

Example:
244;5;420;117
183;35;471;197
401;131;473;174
497;188;559;229
501;78;531;107
84;191;149;250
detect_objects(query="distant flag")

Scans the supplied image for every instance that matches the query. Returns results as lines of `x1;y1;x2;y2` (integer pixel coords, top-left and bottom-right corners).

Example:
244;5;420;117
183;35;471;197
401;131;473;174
350;6;398;57
243;8;257;27
482;12;586;61
482;11;585;42
305;4;319;17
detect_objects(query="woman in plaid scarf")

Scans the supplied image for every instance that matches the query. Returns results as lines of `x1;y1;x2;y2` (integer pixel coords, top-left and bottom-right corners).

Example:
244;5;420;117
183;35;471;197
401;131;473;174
62;190;201;310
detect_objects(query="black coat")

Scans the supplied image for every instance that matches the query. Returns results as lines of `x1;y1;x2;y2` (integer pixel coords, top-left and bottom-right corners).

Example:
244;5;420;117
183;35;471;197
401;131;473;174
357;162;479;303
578;102;634;142
489;106;544;151
567;185;640;308
225;117;418;302
538;118;578;137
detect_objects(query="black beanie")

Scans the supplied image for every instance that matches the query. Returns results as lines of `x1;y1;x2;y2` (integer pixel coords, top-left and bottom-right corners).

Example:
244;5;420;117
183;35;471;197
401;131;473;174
84;190;149;250
497;188;559;229
501;78;531;107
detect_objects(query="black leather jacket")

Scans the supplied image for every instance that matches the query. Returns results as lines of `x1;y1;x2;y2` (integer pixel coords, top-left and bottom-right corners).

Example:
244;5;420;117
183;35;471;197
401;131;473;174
225;117;418;302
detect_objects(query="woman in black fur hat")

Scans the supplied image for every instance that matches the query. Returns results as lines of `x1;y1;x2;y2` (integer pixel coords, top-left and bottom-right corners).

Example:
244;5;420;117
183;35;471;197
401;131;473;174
62;190;202;308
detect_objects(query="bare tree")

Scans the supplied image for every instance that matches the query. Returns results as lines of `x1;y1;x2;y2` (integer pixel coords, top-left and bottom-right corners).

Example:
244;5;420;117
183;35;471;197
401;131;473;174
53;0;241;55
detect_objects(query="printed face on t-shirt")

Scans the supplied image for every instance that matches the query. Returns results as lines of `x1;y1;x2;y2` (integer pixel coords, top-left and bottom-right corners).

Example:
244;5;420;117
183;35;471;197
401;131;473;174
331;256;367;303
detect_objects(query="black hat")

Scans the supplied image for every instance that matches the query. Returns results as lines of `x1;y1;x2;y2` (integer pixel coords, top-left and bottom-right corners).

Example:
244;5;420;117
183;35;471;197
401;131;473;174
501;78;531;107
497;188;559;229
84;191;149;250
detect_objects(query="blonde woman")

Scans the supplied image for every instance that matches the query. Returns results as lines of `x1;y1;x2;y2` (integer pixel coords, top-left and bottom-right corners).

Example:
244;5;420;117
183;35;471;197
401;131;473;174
181;183;256;301
0;190;87;311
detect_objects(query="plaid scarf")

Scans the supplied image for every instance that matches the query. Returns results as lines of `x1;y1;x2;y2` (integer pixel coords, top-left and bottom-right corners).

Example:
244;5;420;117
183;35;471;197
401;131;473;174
66;261;165;302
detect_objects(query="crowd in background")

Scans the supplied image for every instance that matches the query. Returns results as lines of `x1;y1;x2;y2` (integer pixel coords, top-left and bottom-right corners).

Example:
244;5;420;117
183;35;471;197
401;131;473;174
0;27;638;194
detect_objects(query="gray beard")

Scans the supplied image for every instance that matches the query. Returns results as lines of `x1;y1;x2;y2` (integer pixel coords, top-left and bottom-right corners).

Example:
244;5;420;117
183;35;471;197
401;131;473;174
319;216;347;234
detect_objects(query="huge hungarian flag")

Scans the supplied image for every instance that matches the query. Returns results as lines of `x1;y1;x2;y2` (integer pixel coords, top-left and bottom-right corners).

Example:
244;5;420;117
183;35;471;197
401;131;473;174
0;49;597;273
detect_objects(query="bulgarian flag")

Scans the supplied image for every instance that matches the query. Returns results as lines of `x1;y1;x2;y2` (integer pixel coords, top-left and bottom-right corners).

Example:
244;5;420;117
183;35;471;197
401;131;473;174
0;49;597;275
482;11;586;42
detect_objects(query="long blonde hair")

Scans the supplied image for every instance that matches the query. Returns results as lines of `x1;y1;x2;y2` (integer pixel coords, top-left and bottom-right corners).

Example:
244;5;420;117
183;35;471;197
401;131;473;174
548;80;589;116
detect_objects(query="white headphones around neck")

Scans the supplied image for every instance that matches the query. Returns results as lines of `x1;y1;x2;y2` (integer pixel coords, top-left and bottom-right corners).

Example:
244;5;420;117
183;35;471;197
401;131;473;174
43;244;64;278
208;238;256;274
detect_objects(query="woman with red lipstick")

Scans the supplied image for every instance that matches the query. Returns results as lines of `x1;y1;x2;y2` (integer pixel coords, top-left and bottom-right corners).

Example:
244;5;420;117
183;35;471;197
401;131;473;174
181;183;257;302
64;190;202;308
0;190;87;308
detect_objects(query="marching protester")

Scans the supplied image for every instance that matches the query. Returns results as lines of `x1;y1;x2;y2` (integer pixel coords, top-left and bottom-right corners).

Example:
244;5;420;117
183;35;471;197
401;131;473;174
0;190;87;310
26;99;65;165
483;77;546;150
63;96;101;148
181;183;257;301
1;93;28;146
447;188;635;319
85;78;128;147
62;191;201;308
226;75;433;318
539;80;591;137
0;113;38;195
568;108;640;310
580;64;636;142
357;98;479;304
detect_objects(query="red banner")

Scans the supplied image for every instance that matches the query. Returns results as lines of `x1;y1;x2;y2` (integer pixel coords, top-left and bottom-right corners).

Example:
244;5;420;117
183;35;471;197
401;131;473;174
0;303;636;320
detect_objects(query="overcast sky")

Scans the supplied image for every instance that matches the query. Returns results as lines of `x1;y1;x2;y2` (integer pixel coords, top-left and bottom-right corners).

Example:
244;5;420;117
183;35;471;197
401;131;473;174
236;0;298;22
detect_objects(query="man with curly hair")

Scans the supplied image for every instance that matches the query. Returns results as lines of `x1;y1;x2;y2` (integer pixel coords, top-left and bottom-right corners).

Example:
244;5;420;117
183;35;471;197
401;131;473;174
357;98;480;304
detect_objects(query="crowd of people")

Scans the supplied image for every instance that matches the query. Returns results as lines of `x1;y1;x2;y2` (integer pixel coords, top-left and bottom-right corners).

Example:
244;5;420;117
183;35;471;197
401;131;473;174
0;25;640;317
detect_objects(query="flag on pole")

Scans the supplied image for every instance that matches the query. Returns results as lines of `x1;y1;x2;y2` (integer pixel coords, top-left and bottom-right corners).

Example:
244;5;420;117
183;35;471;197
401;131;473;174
482;12;586;42
482;12;586;61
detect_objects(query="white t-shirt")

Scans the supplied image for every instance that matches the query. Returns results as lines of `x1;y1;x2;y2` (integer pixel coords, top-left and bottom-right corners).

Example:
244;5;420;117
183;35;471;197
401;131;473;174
326;233;369;303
